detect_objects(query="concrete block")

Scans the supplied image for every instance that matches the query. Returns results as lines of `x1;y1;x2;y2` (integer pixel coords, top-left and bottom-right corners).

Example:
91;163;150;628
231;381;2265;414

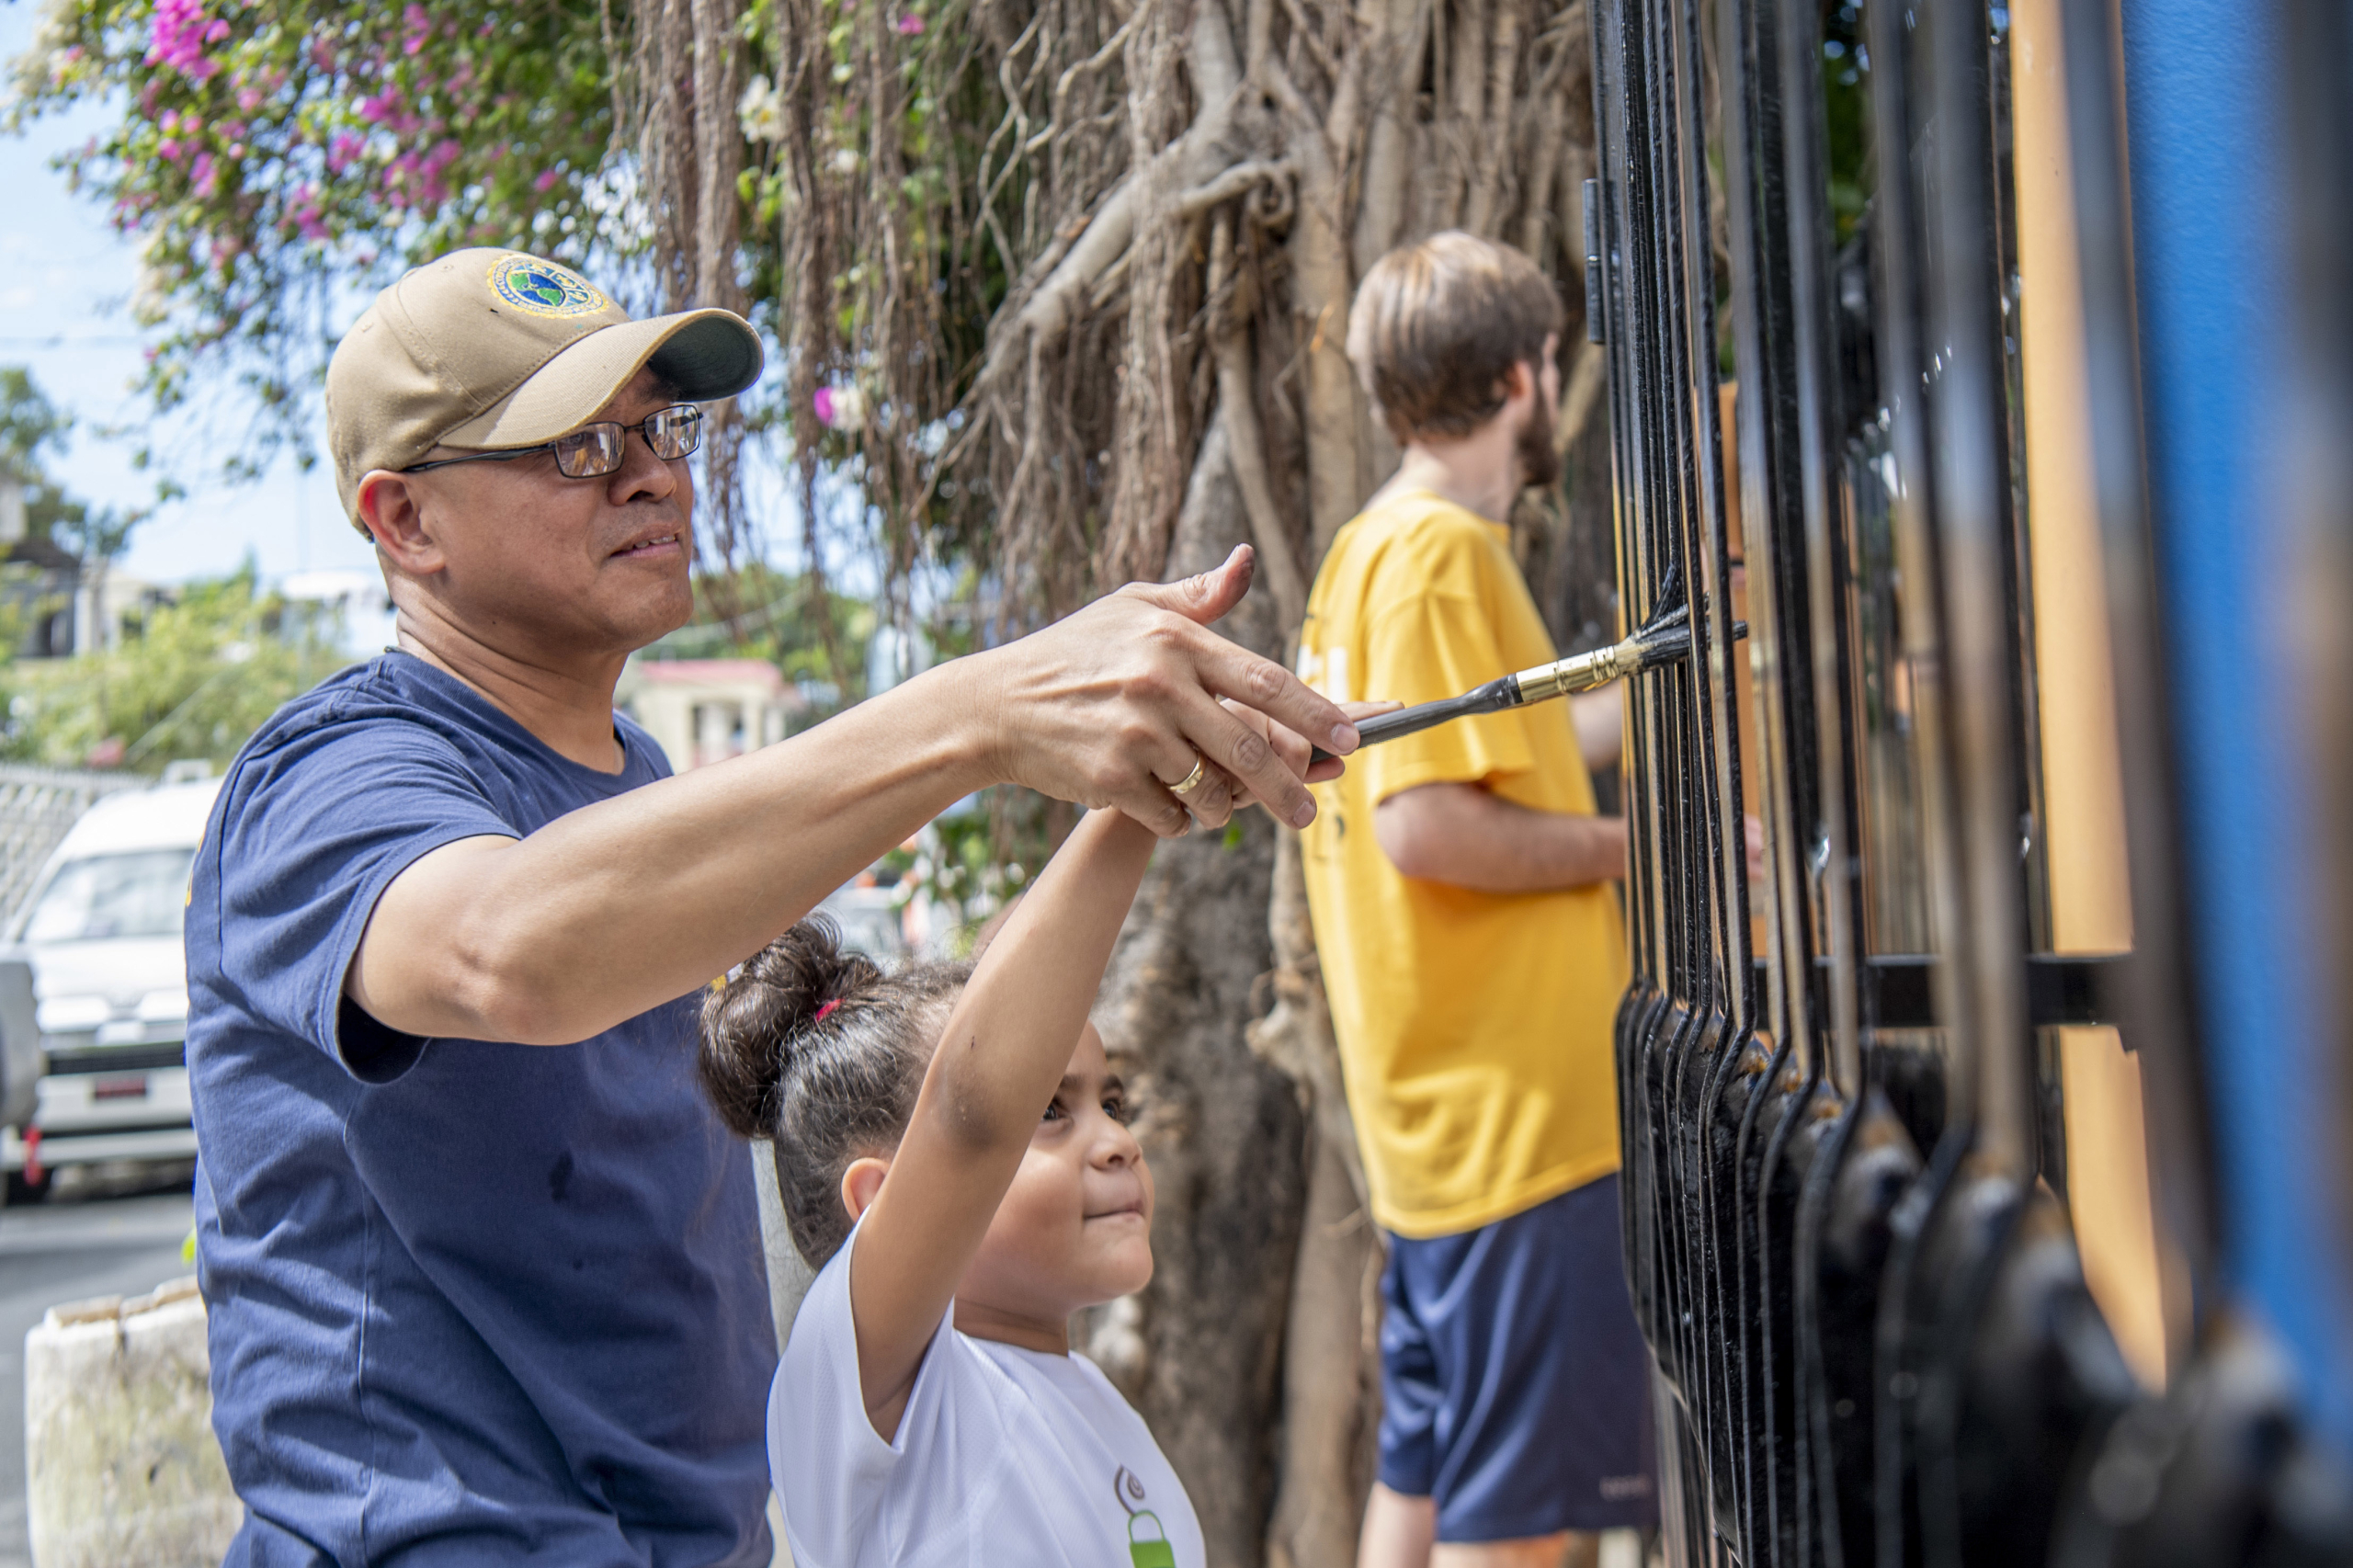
24;1277;239;1568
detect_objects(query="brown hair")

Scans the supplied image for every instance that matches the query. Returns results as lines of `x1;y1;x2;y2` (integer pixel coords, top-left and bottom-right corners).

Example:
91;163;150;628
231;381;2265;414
1346;232;1565;443
699;917;971;1267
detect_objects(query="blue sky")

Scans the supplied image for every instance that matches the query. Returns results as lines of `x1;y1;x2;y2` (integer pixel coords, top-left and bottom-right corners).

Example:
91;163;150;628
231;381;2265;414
0;0;371;585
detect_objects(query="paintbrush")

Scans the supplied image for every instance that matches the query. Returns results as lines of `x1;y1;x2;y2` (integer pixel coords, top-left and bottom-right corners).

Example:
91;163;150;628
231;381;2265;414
1309;604;1734;762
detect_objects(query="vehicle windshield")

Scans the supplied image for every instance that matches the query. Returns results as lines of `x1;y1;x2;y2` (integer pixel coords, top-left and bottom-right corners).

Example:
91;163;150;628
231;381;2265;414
21;849;197;944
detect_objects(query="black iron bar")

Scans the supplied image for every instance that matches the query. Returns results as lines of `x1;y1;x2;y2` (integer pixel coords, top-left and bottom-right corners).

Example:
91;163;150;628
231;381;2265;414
2053;0;2212;1342
1623;0;1703;1450
1860;1;1983;1559
1715;0;1820;1555
1661;0;1747;1544
1764;3;1917;1565
1587;0;1656;1370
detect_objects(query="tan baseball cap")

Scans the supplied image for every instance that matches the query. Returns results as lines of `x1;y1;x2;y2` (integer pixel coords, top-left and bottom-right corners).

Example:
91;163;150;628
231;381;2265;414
325;247;765;531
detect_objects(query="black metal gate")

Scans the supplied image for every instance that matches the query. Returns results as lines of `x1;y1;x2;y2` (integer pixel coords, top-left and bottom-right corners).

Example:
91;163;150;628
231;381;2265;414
1584;0;2353;1562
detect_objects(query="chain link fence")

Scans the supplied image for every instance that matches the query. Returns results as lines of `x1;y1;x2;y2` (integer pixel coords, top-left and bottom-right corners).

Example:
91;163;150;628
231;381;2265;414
0;766;146;931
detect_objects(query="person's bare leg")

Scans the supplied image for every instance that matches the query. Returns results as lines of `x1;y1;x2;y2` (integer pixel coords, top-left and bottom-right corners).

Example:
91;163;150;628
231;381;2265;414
1359;1483;1438;1568
1427;1529;1599;1568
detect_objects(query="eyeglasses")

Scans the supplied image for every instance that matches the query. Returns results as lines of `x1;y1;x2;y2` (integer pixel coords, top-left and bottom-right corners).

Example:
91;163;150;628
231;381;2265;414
403;404;705;480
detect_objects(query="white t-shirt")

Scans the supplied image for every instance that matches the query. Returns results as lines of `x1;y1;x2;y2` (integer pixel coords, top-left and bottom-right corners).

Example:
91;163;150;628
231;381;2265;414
768;1224;1205;1568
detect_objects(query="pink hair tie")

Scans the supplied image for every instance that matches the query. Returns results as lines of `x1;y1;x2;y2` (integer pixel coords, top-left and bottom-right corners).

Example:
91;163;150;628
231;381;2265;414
813;998;842;1024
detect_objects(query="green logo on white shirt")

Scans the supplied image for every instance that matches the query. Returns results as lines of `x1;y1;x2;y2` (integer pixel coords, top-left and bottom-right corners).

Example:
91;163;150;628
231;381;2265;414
1114;1467;1176;1568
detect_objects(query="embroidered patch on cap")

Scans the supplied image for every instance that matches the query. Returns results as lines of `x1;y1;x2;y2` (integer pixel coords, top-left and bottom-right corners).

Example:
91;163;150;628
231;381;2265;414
487;255;609;318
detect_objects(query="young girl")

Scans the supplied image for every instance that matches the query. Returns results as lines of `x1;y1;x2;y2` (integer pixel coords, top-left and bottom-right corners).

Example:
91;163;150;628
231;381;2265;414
699;806;1196;1567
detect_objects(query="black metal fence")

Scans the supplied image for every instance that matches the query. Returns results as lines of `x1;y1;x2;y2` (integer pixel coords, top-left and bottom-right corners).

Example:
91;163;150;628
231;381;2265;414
1586;0;2353;1562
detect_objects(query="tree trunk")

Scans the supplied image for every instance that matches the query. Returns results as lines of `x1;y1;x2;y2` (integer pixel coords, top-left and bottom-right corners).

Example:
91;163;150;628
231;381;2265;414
1082;415;1313;1566
1252;831;1384;1568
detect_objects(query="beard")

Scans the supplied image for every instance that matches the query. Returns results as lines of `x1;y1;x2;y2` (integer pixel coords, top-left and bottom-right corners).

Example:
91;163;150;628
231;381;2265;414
1515;382;1563;491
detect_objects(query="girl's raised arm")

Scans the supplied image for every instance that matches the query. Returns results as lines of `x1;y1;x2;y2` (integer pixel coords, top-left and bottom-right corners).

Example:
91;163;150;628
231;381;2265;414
846;807;1158;1436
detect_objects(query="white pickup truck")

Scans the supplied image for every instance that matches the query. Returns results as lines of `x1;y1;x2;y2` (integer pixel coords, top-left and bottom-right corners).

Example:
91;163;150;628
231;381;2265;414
2;778;222;1198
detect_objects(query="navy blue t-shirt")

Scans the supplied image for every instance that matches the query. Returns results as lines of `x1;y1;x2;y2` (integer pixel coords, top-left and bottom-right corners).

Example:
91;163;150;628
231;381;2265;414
186;652;777;1566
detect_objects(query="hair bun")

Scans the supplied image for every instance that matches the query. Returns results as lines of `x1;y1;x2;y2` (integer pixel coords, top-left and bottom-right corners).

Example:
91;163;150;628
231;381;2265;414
699;915;881;1138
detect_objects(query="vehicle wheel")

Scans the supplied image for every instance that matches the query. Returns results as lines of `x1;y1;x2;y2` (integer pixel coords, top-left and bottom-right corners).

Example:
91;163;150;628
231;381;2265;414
6;1165;51;1205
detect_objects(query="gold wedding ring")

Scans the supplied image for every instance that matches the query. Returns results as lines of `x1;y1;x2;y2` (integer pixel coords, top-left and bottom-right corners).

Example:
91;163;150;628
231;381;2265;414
1167;753;1210;797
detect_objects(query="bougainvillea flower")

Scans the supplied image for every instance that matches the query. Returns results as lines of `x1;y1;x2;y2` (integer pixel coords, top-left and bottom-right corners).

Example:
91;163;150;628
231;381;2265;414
814;386;867;428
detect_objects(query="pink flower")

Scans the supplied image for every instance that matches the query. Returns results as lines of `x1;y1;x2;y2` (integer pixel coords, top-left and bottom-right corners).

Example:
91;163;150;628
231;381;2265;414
814;386;866;427
158;137;182;160
287;183;328;241
147;0;212;75
533;167;561;192
894;12;925;32
327;131;364;173
237;87;261;111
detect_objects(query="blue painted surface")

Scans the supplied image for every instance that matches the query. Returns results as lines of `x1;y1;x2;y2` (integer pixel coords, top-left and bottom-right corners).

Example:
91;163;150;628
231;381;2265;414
2120;0;2352;1446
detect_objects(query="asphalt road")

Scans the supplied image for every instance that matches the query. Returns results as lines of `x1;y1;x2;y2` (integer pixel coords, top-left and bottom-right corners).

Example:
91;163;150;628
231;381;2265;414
0;1174;199;1568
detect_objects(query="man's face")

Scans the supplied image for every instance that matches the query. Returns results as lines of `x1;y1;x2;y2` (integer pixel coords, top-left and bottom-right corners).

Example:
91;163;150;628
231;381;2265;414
381;367;697;661
1514;332;1564;492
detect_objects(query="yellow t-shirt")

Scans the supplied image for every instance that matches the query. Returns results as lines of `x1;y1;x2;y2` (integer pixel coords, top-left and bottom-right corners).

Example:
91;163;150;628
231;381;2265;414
1299;488;1629;1238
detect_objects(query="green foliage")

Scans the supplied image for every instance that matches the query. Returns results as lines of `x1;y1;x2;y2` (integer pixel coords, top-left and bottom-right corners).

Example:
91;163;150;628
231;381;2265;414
0;366;142;567
2;568;350;771
644;562;874;695
0;368;71;481
1823;1;1871;244
877;792;1040;952
8;0;626;478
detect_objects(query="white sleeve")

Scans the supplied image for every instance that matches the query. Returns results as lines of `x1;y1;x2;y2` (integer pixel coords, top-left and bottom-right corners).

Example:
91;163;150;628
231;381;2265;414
767;1224;958;1566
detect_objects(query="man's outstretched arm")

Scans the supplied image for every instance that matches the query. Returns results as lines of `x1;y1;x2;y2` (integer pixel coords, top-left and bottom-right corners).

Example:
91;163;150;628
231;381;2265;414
347;546;1359;1046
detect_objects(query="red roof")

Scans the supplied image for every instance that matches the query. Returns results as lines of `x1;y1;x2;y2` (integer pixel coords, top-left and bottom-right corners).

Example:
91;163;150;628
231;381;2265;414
632;659;786;694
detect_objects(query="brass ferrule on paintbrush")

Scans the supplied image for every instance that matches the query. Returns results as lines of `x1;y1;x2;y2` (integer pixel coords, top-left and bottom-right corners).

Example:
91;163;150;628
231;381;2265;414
1309;606;1723;763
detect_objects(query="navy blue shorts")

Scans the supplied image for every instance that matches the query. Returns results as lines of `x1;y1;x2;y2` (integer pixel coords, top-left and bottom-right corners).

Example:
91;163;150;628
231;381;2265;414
1377;1175;1659;1541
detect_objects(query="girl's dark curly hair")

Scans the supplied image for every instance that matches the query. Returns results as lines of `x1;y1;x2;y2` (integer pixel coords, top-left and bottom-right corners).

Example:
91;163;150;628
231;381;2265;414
699;916;970;1267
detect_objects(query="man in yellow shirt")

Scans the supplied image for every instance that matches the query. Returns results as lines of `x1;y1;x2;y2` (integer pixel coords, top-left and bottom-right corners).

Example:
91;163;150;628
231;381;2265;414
1301;233;1654;1567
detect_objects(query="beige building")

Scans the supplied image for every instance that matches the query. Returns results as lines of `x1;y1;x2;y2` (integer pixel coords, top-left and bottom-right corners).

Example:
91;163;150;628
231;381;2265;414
617;658;805;773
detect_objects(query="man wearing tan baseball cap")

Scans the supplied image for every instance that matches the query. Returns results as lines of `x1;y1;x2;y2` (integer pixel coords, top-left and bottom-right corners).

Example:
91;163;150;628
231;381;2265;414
323;247;765;525
184;246;1363;1567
